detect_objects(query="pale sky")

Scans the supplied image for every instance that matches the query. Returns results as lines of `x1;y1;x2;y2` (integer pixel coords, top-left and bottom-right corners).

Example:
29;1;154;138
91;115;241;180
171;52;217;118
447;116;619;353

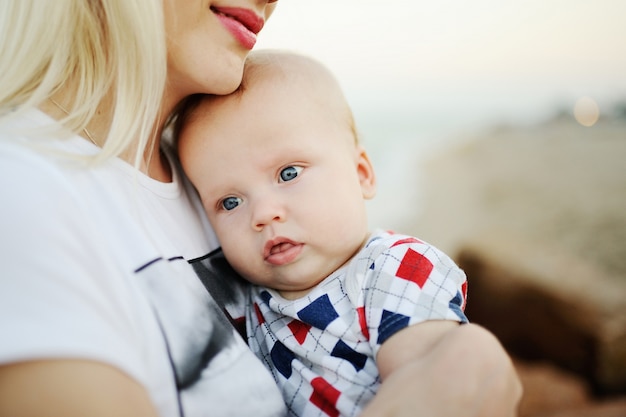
258;1;626;130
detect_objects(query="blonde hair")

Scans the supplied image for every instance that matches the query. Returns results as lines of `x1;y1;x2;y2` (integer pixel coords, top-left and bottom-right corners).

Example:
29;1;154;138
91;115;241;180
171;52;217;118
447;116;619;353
0;0;167;164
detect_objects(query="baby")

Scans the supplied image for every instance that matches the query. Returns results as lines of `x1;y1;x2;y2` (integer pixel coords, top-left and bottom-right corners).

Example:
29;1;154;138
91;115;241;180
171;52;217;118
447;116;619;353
177;50;468;417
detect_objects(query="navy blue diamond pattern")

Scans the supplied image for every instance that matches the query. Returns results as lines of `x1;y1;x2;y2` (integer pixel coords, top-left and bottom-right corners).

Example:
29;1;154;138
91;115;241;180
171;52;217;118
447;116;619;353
297;294;339;330
377;309;410;345
271;340;295;379
331;340;367;372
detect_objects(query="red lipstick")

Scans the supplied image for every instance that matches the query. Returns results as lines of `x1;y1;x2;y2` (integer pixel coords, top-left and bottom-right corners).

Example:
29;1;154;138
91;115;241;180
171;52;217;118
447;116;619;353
212;6;264;50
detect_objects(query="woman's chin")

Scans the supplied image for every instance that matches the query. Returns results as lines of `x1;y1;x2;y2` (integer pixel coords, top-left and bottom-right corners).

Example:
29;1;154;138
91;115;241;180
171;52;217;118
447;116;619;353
210;70;245;95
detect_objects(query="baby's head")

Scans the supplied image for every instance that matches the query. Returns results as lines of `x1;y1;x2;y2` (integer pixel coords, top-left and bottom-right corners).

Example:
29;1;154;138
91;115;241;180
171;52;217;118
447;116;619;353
177;50;377;299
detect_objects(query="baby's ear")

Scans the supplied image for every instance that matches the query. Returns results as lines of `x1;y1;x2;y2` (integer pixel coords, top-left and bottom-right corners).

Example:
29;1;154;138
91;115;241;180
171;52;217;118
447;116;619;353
356;146;377;199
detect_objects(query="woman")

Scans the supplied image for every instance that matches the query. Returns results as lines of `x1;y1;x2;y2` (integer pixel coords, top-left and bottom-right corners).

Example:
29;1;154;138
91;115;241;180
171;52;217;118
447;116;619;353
0;1;283;416
0;1;521;416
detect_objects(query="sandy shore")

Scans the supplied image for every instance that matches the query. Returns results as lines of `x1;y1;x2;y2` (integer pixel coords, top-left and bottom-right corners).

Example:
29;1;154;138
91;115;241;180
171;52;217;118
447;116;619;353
409;116;626;282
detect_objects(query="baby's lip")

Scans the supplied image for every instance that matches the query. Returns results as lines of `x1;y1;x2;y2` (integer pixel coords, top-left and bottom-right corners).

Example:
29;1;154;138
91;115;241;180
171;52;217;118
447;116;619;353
264;237;295;259
263;237;303;265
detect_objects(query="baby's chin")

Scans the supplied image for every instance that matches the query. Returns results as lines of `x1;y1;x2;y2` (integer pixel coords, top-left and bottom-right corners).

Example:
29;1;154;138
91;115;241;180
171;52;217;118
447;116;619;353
275;287;314;301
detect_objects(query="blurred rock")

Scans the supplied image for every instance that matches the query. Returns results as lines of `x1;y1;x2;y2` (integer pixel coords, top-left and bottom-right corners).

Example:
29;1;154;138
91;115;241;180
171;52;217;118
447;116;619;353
515;359;590;416
516;359;626;417
459;237;626;393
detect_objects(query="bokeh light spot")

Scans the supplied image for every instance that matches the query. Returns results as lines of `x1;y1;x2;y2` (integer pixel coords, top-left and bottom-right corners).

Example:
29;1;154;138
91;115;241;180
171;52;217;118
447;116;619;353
574;96;600;127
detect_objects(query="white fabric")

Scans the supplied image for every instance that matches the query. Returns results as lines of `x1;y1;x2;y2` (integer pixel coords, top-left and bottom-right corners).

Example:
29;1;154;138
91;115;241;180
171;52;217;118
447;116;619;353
0;109;286;417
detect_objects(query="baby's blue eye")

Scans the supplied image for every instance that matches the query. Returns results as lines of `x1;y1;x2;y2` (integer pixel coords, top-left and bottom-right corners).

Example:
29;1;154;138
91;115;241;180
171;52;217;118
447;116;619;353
279;166;303;182
221;196;242;211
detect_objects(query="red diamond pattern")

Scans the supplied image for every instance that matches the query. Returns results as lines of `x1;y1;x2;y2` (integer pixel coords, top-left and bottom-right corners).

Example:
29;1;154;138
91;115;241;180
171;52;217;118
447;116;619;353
461;281;468;309
395;248;433;288
356;306;369;340
254;303;265;324
288;320;311;345
310;377;341;417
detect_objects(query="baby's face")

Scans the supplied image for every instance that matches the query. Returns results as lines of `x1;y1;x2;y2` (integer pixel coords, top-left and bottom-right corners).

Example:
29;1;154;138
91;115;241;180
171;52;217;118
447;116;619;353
179;75;376;299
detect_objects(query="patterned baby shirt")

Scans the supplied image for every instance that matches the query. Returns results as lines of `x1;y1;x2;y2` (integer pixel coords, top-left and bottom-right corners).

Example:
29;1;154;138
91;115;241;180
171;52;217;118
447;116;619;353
246;230;468;417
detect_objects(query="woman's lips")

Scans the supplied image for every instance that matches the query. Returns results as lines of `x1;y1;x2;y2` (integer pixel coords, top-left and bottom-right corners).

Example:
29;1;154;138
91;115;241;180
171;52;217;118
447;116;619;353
264;239;303;266
212;6;264;50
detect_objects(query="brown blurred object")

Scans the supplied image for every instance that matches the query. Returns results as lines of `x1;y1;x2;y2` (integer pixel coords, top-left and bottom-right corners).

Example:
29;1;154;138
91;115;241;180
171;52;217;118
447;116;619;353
459;236;626;394
515;359;626;417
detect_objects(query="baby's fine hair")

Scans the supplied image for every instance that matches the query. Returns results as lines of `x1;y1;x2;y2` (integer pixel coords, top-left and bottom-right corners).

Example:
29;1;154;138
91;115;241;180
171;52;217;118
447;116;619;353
172;50;360;145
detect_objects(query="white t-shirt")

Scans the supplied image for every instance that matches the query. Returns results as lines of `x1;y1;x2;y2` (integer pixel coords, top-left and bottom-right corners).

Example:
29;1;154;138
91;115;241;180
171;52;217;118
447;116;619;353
0;109;286;417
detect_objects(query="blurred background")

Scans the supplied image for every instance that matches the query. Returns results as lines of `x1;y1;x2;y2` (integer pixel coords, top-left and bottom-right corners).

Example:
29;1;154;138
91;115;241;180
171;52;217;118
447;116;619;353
258;0;626;229
258;2;626;416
